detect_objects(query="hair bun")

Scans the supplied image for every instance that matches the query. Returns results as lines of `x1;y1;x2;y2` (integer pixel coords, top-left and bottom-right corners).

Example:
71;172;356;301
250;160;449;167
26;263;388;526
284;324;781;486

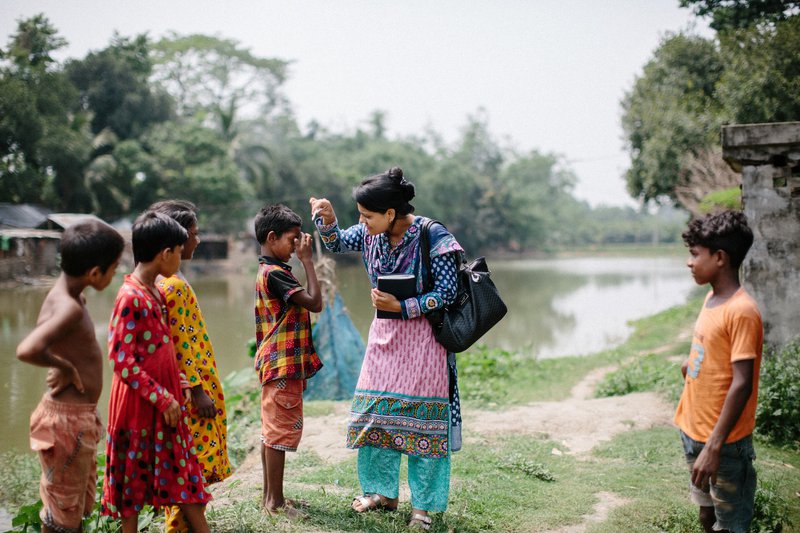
387;167;404;183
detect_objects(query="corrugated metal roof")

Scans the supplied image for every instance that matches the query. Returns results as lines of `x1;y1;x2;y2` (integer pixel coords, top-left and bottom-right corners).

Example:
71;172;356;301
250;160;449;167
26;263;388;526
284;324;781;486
0;203;51;229
0;228;62;239
39;213;107;231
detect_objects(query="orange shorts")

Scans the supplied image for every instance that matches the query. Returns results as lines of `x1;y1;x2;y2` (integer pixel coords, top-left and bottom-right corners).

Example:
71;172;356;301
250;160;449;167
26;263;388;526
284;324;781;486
260;378;304;451
29;394;103;533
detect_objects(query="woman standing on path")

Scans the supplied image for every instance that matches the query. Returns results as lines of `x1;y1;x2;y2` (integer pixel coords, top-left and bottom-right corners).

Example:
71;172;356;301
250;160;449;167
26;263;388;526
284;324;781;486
150;200;232;532
310;167;463;530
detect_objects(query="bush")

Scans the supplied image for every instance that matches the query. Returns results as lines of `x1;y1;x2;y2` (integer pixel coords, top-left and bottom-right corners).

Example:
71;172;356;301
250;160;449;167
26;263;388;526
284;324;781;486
756;340;800;447
752;478;791;533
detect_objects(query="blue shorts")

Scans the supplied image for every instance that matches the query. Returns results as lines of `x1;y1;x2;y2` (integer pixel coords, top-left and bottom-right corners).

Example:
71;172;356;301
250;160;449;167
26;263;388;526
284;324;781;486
680;431;757;533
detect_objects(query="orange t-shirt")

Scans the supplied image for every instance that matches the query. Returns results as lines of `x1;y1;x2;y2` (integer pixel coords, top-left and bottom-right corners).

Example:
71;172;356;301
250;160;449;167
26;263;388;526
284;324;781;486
674;288;763;443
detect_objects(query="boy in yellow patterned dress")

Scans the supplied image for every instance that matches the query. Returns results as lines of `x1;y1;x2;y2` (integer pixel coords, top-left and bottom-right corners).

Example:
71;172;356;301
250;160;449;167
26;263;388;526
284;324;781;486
151;200;232;532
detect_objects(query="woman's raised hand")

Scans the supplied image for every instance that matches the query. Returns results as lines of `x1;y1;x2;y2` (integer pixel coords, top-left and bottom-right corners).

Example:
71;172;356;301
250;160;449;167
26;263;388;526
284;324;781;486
309;197;334;225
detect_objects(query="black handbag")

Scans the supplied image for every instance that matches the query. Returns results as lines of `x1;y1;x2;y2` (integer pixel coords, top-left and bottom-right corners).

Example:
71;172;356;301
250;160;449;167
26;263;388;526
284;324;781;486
420;219;508;353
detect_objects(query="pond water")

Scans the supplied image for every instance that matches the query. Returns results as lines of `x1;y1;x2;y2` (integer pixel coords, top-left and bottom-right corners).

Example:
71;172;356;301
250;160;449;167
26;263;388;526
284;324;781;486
0;253;695;453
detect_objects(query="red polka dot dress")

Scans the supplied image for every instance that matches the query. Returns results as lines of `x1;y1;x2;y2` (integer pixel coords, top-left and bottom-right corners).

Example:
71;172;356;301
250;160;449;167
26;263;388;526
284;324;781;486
101;275;211;519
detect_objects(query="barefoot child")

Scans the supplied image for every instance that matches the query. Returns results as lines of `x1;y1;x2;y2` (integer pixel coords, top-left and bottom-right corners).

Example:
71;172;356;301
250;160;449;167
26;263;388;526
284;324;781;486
149;199;232;532
674;210;763;533
17;220;124;533
254;204;323;518
100;211;211;533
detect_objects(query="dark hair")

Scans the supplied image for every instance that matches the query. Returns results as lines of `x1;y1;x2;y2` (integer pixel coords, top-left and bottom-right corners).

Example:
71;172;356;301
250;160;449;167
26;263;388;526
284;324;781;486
254;204;302;244
682;210;754;268
148;199;198;230
132;211;188;264
353;167;415;217
60;220;125;276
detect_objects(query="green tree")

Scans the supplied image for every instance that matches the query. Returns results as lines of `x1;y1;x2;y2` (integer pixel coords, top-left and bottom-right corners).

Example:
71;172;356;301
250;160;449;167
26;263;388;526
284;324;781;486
717;16;800;123
1;13;66;71
60;34;175;219
679;0;800;31
0;14;92;210
151;34;289;137
620;32;725;204
66;34;173;140
140;121;252;232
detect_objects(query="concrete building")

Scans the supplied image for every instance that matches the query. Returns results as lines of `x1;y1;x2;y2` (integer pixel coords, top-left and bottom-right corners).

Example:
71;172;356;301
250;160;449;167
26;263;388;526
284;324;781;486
722;121;800;348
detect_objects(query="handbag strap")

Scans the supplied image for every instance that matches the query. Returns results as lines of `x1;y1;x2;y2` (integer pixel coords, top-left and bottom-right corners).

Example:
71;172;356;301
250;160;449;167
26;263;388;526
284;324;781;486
420;217;438;293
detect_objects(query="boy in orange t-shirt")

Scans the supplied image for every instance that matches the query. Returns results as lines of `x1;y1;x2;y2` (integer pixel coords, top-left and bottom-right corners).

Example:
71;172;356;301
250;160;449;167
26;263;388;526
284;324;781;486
674;210;763;533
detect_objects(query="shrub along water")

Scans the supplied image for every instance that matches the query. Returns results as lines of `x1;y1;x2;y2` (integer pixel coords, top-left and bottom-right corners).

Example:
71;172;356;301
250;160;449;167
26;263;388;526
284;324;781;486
756;340;800;447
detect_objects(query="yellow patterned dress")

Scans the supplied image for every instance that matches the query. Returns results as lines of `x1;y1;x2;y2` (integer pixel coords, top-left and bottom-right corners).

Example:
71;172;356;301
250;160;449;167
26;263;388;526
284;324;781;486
159;273;231;532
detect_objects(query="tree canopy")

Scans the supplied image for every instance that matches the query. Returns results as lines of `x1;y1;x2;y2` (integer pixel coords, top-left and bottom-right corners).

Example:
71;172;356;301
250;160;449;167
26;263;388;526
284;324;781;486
1;14;684;253
621;3;800;207
679;0;800;30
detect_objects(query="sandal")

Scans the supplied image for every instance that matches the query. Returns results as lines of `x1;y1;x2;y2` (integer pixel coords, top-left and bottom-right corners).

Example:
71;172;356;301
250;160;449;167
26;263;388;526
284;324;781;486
408;512;432;530
351;493;398;513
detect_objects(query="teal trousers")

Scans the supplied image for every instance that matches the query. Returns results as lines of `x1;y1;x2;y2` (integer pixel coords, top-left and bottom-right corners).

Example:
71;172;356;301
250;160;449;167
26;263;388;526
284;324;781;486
357;446;450;512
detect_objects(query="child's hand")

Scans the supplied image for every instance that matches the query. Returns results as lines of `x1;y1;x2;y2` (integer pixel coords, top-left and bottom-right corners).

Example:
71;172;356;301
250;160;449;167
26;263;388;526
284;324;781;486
309;197;334;224
191;386;217;419
295;232;313;262
46;360;85;395
163;399;181;427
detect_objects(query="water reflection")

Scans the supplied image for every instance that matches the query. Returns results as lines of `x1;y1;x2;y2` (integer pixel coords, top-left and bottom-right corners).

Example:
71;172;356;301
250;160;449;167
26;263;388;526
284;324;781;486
483;257;693;357
0;255;693;452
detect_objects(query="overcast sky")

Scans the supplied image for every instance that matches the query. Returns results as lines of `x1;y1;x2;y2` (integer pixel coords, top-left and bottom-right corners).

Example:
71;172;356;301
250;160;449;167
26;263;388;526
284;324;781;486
1;0;712;207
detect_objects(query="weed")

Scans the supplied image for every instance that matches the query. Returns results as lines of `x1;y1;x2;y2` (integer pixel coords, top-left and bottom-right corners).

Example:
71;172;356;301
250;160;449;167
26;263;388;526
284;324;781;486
498;453;555;482
595;352;684;403
0;453;39;507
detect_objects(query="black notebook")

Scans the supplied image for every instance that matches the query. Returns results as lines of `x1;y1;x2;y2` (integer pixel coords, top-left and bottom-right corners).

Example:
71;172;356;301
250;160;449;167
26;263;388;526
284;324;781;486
376;274;416;319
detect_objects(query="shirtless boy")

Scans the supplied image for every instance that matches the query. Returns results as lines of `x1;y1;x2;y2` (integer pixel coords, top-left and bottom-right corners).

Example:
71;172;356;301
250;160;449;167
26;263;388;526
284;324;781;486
16;220;124;533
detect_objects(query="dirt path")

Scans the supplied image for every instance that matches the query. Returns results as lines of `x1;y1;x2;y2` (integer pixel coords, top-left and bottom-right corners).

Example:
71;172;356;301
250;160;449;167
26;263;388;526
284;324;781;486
465;365;674;455
211;361;677;531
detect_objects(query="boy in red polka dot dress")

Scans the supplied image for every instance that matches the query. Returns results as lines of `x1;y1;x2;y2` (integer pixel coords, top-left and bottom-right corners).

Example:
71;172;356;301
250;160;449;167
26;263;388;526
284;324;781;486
101;212;211;533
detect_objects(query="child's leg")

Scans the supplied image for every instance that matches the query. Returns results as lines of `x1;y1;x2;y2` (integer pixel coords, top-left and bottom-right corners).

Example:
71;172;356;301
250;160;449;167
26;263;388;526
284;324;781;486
262;446;306;518
261;443;270;505
698;506;717;533
178;503;211;533
263;446;287;509
121;514;139;533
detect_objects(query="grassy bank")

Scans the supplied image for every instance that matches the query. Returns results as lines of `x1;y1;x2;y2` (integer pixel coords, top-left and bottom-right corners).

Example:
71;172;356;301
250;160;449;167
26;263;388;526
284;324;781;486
3;295;798;532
